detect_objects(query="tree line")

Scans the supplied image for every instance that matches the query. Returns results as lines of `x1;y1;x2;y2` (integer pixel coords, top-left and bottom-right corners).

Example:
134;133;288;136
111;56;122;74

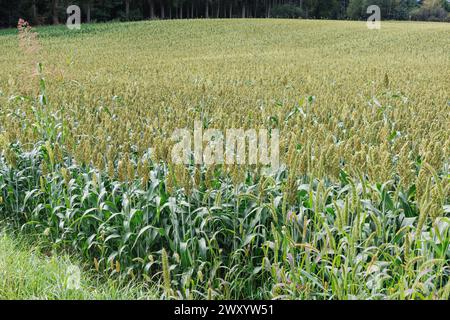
1;0;449;28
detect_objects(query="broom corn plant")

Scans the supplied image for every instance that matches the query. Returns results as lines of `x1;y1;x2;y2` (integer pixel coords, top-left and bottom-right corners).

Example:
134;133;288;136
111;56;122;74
0;19;448;299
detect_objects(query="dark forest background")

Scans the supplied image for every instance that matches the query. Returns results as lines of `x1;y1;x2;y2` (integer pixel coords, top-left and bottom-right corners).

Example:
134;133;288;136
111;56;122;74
1;0;449;28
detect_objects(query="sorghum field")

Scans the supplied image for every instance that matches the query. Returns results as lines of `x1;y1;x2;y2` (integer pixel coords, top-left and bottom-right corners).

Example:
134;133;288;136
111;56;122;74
0;19;449;299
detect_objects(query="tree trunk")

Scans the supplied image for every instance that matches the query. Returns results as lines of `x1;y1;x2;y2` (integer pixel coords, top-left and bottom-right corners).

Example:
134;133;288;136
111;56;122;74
125;0;130;20
148;0;155;19
205;2;209;18
86;2;91;23
31;0;38;24
241;3;246;18
160;2;165;19
52;0;59;24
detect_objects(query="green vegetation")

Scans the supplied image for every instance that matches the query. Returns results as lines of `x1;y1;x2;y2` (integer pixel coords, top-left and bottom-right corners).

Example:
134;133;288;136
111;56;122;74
1;142;449;299
0;19;448;299
0;230;156;299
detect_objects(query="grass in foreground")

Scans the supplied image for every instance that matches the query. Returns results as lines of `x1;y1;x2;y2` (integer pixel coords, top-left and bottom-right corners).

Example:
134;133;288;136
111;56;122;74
0;230;155;299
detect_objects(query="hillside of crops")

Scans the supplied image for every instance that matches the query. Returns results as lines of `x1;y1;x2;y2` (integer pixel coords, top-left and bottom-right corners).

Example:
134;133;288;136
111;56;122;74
0;19;449;299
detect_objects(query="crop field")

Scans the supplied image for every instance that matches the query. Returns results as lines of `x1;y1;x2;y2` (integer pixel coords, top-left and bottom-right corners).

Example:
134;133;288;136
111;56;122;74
0;19;449;299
